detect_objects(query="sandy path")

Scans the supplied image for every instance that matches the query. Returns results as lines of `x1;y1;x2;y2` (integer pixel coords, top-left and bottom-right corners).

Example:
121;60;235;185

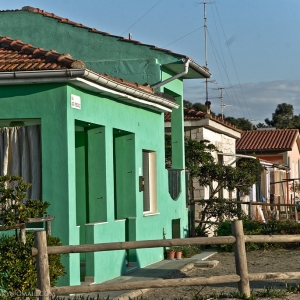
143;249;300;300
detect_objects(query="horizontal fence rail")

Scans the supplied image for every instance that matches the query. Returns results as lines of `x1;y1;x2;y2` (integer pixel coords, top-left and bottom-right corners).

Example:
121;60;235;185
45;275;241;296
34;272;300;296
244;235;300;243
32;236;235;256
32;221;300;299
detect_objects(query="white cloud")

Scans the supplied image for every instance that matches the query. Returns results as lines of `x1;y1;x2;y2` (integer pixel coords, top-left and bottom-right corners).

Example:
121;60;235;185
184;80;300;124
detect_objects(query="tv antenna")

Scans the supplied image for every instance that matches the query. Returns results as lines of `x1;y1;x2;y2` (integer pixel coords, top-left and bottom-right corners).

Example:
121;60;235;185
202;0;214;114
213;87;231;119
250;119;257;130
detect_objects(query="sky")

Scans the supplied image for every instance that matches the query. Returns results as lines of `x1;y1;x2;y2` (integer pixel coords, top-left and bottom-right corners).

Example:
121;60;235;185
1;0;300;124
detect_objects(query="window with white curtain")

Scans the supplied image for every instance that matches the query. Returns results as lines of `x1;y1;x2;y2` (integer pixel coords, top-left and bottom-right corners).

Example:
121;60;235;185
0;125;41;199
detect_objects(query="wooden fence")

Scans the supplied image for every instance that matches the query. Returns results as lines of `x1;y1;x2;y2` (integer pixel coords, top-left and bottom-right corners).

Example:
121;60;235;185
194;201;299;225
32;220;300;299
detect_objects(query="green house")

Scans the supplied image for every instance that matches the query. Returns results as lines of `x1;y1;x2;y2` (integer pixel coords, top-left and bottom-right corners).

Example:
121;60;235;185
0;7;211;286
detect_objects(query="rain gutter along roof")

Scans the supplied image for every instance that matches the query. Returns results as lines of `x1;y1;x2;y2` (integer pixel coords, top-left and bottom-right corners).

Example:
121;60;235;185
0;69;178;112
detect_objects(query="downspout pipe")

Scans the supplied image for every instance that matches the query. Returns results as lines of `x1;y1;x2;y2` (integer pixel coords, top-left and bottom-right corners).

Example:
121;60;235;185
151;58;191;90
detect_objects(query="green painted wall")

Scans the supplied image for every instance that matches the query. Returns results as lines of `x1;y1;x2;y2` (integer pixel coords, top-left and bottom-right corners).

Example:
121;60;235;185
0;83;80;286
0;80;188;284
0;10;182;85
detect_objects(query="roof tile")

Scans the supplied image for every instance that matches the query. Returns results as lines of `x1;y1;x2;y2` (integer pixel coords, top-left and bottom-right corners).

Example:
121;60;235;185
0;6;209;69
0;35;161;96
0;36;86;71
165;108;241;132
236;129;299;151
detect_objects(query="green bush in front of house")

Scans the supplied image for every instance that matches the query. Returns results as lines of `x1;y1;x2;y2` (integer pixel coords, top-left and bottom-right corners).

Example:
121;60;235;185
0;233;65;298
0;175;50;226
216;219;300;252
0;175;65;298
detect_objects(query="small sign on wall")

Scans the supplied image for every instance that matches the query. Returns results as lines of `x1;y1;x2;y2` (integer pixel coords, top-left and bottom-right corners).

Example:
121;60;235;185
71;94;81;110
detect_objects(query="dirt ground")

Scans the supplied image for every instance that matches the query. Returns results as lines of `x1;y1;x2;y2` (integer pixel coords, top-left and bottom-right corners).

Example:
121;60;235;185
142;248;300;300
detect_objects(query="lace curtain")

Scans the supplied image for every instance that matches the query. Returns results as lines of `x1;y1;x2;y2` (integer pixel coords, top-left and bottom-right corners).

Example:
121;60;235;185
0;125;41;200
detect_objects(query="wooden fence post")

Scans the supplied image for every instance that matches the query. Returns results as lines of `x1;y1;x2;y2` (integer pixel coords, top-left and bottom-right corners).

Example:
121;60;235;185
34;231;51;300
46;221;51;236
231;220;250;298
20;224;26;244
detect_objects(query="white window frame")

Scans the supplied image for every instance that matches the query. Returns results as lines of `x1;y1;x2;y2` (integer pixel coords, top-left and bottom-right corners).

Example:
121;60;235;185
142;150;157;214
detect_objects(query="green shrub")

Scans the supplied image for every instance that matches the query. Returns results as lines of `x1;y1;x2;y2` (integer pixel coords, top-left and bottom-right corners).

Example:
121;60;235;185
0;175;50;226
181;245;202;258
216;219;300;251
0;233;65;297
0;175;64;299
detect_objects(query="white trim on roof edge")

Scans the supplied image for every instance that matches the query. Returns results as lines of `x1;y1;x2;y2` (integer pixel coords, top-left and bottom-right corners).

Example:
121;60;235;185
0;69;178;112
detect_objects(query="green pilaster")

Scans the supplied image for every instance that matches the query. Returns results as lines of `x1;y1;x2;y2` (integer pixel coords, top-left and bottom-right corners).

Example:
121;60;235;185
87;127;107;223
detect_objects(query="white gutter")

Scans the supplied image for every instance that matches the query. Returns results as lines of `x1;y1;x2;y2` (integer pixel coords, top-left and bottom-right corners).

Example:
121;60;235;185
82;69;178;109
151;58;191;90
73;77;173;112
189;59;211;78
0;69;179;110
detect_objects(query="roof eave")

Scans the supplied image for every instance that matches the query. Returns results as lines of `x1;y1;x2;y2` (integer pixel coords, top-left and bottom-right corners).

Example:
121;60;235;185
162;59;211;79
0;69;178;112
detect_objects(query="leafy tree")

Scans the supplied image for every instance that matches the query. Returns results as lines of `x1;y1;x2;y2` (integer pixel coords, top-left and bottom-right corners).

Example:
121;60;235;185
223;116;254;131
292;115;300;131
165;135;263;235
183;100;256;130
183;100;193;109
265;103;295;129
183;100;215;114
256;122;269;128
195;156;263;235
191;102;208;113
0;175;49;226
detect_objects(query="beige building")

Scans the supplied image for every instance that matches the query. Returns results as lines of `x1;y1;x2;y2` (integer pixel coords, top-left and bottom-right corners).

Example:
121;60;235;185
237;128;300;205
165;109;241;234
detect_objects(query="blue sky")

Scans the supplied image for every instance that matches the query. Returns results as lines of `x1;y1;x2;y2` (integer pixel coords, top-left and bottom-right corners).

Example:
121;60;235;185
1;0;300;124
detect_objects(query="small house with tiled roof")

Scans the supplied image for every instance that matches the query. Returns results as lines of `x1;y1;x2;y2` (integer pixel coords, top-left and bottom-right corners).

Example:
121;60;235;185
236;129;300;205
0;6;211;181
165;108;241;234
0;35;196;286
0;6;211;286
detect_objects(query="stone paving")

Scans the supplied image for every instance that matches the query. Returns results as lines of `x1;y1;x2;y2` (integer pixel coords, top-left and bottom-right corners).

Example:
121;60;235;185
58;249;217;300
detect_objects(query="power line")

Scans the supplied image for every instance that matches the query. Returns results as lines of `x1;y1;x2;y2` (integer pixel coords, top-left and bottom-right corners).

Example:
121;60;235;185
121;0;163;36
213;2;253;121
207;29;244;117
162;27;203;48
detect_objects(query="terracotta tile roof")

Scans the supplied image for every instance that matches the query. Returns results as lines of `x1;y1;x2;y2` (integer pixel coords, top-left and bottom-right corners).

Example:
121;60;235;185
236;129;299;152
0;36;154;94
0;36;86;71
1;6;208;68
165;108;241;132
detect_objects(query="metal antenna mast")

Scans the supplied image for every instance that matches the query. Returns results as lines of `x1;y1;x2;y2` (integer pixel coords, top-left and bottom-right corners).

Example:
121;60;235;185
203;0;214;114
215;87;229;119
204;0;209;110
